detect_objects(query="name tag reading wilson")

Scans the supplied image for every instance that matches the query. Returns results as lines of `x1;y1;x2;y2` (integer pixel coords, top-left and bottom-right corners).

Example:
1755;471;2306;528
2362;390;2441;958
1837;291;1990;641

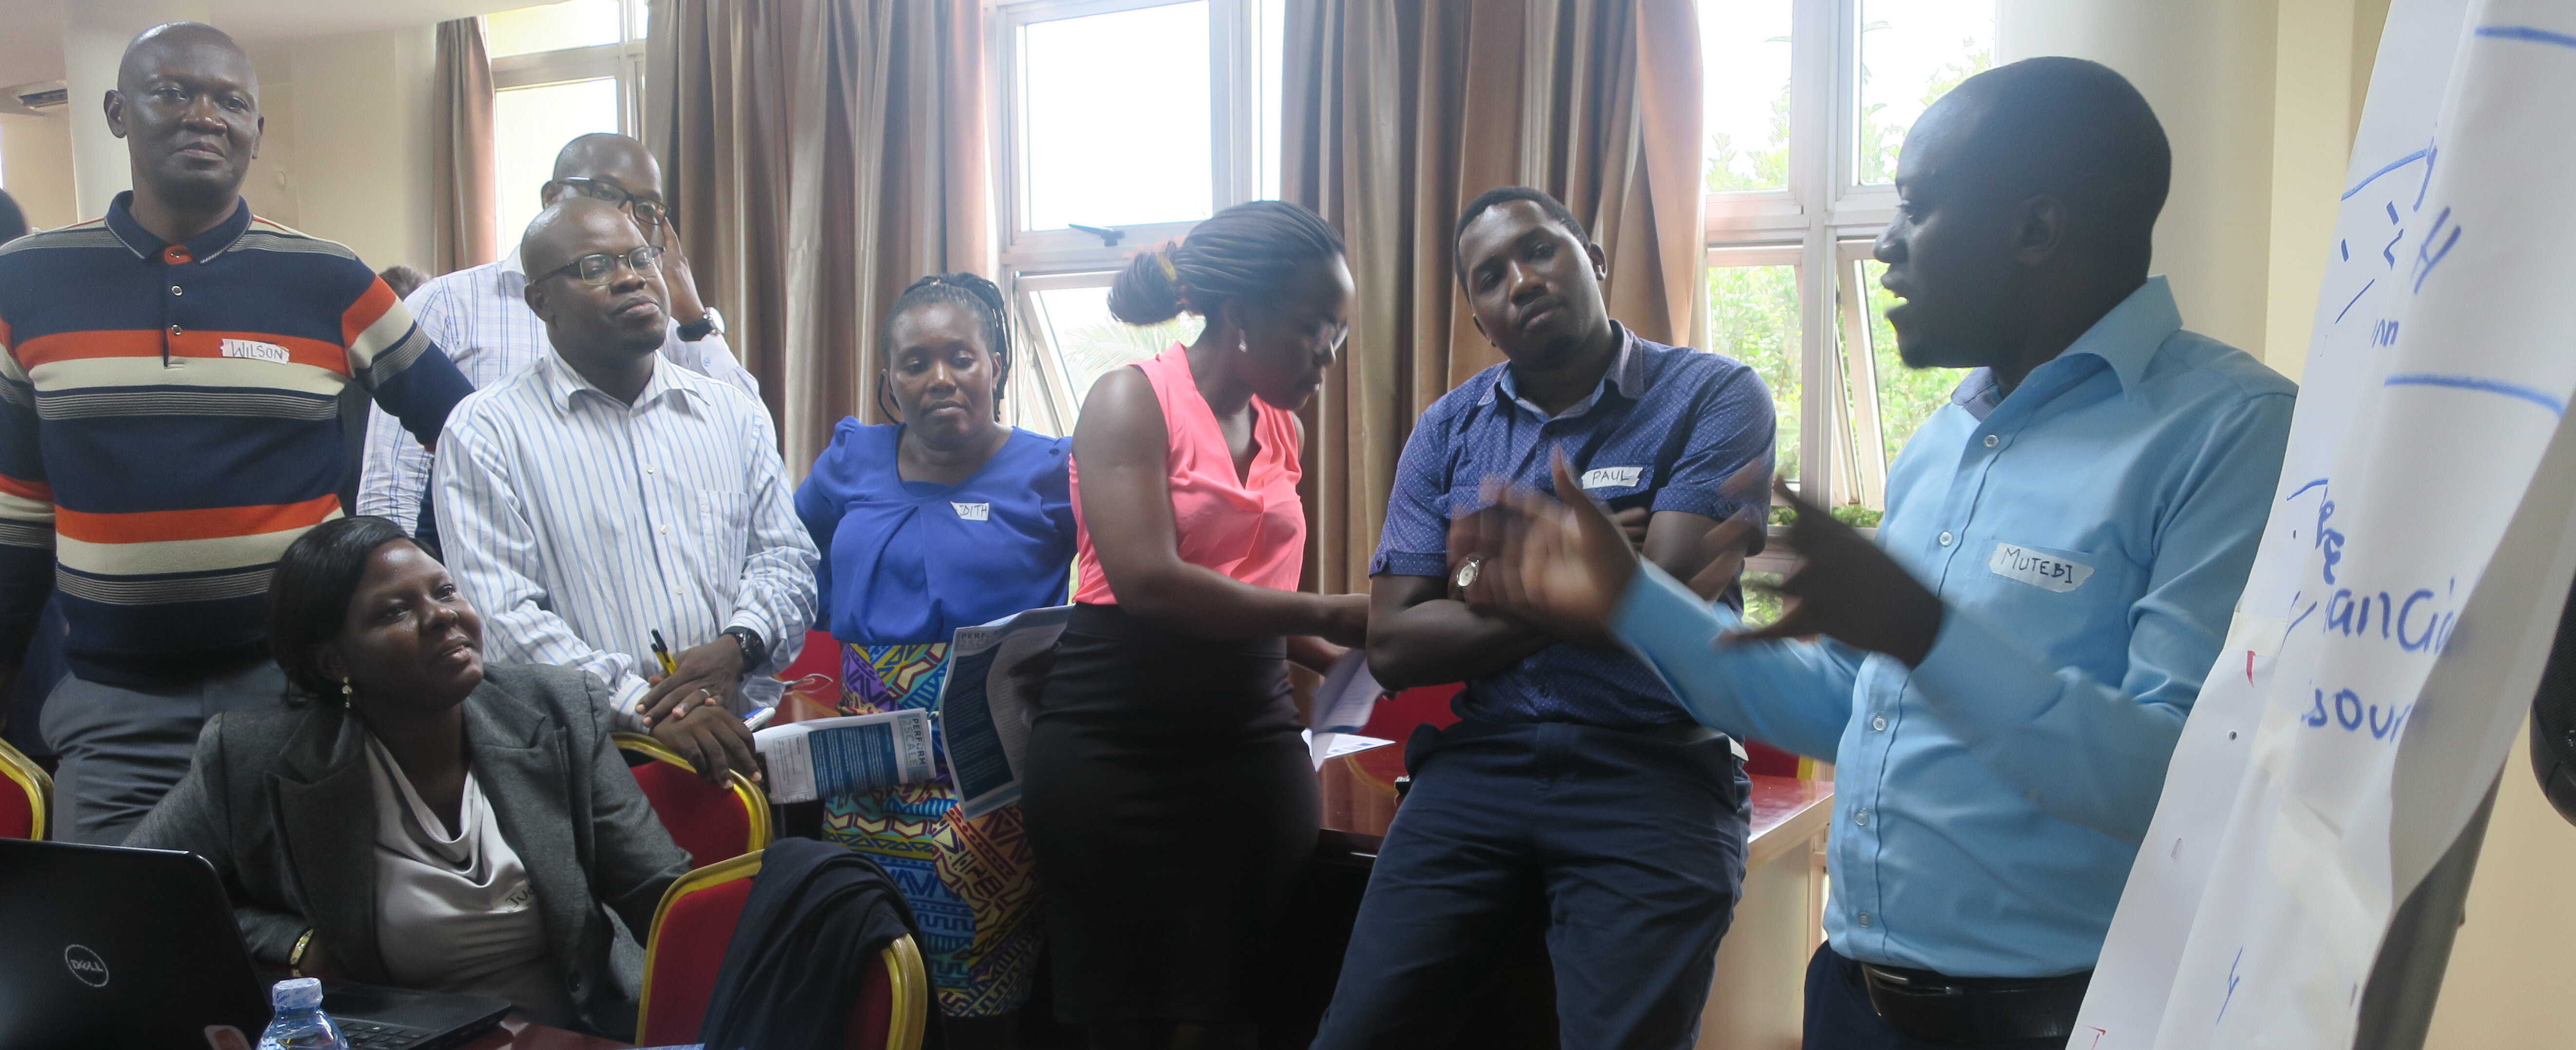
1988;542;2093;593
219;338;290;364
1579;466;1643;490
952;502;992;522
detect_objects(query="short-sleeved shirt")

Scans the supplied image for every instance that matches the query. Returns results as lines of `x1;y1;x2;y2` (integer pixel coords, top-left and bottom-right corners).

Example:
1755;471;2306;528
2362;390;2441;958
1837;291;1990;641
1371;323;1774;729
794;422;1077;646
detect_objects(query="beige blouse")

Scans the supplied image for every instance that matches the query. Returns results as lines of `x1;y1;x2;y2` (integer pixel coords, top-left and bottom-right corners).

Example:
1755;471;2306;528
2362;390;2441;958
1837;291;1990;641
363;733;577;1025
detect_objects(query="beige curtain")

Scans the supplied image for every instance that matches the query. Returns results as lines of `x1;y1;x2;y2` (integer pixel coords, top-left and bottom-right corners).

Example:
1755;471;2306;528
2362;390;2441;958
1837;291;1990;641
432;18;500;274
647;0;993;472
1283;0;1704;593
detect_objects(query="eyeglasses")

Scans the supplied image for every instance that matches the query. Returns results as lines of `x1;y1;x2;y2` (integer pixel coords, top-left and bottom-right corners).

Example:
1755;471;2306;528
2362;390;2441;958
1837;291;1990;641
555;177;668;226
541;246;662;286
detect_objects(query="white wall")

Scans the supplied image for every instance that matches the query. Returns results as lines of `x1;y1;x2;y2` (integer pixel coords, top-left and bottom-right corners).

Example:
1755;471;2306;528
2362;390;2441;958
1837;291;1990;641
274;26;437;270
0;112;78;231
9;24;435;269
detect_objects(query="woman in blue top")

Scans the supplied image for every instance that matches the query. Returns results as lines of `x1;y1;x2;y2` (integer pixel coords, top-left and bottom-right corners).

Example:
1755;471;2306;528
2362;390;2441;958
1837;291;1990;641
792;272;1074;1044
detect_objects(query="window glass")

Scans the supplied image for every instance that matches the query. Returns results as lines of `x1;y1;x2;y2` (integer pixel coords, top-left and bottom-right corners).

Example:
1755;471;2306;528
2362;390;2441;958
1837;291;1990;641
1699;0;1794;193
1856;0;1993;185
1022;2;1213;231
630;0;651;41
1860;259;1953;469
1034;285;1206;404
494;78;622;250
485;0;624;58
1705;265;1802;483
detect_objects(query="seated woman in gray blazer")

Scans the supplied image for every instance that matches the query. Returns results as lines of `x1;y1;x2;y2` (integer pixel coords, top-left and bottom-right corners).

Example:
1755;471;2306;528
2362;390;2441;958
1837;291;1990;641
130;516;692;1039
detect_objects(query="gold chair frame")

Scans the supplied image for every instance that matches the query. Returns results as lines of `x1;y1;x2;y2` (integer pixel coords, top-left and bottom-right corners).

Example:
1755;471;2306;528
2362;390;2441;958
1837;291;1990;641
636;849;929;1050
0;736;52;841
611;731;772;860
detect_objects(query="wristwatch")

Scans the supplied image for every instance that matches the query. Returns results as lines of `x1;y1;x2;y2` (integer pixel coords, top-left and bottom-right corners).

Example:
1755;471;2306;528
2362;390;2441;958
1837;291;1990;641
720;625;767;672
677;306;725;342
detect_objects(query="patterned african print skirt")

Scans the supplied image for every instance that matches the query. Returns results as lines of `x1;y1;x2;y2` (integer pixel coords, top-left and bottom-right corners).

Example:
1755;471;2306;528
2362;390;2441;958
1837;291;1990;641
823;642;1045;1018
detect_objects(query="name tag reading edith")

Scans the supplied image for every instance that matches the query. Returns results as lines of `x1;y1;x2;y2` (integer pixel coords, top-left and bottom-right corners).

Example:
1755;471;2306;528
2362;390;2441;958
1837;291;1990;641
952;502;992;522
1579;466;1643;490
1988;542;2093;593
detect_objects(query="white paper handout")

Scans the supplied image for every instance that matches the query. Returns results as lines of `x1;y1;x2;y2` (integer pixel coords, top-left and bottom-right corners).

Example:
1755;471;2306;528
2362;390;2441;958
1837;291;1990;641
938;605;1074;820
754;708;936;804
1304;729;1395;770
1309;647;1385;734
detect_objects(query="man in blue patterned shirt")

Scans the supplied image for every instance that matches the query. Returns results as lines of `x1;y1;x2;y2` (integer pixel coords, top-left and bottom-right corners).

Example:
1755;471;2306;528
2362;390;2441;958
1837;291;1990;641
1311;187;1775;1050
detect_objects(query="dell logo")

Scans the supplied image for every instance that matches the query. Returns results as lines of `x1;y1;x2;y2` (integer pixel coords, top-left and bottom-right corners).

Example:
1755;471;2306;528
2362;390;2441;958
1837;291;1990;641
62;944;109;987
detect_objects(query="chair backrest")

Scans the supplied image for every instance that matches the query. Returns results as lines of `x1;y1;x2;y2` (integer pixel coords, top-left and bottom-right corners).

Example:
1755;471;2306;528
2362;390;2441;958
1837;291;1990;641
0;737;51;840
614;732;771;869
636;850;930;1050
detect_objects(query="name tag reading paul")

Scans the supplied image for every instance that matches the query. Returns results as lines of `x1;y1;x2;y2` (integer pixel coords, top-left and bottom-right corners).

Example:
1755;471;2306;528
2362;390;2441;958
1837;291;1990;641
1988;542;2093;593
1579;466;1643;490
952;502;992;522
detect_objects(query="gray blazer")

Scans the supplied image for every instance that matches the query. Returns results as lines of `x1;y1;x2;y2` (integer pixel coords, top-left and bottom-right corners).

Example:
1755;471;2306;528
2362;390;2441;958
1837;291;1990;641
129;662;691;1039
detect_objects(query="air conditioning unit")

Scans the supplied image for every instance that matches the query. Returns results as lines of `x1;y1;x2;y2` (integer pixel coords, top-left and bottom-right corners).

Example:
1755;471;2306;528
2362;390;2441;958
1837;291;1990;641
0;81;67;117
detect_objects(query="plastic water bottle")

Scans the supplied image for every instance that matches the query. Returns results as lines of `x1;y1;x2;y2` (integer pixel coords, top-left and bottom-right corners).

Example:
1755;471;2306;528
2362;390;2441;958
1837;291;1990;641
257;977;349;1050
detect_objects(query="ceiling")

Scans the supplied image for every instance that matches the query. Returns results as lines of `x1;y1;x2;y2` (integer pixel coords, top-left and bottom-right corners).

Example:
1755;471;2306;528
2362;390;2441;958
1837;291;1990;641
0;0;544;89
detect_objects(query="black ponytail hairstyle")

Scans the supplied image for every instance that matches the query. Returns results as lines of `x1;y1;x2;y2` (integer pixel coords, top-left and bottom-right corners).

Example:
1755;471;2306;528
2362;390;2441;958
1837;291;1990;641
878;271;1012;421
1107;200;1345;330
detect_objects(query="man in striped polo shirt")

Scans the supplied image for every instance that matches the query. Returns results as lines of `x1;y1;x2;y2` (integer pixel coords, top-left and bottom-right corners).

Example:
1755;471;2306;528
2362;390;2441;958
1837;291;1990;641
0;22;473;843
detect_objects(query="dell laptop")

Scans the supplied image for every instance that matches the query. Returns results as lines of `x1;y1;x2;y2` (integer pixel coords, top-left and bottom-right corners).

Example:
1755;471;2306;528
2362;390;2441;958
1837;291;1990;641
0;838;511;1050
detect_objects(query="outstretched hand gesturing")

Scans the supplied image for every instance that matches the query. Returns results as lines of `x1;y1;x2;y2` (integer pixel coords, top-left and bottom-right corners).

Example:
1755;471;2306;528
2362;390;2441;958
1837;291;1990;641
1447;450;1944;665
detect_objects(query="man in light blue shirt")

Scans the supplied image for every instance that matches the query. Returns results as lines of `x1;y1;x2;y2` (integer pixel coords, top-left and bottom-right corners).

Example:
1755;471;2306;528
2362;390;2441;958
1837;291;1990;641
1450;58;2293;1049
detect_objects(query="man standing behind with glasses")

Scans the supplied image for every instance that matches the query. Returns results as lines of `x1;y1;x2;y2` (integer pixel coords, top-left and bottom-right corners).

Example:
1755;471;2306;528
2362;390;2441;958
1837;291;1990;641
437;197;814;785
361;132;757;551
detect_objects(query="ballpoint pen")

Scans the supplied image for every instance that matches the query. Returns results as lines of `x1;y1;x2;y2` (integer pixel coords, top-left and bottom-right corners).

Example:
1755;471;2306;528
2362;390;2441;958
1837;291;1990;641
649;629;679;677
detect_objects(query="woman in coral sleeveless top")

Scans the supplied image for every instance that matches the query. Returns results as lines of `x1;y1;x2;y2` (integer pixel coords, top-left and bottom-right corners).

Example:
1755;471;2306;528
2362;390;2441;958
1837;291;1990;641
1022;201;1366;1049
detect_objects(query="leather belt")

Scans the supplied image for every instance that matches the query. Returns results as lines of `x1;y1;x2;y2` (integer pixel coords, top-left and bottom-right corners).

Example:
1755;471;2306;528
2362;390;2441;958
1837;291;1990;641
1859;960;2091;1045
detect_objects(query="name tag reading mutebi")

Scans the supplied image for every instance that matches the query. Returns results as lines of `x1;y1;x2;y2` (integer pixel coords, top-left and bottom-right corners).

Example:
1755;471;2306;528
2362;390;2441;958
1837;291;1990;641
1988;542;2093;593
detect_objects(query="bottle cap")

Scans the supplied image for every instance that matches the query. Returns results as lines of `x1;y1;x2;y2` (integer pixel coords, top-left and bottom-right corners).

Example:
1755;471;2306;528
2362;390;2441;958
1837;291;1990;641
272;976;324;1010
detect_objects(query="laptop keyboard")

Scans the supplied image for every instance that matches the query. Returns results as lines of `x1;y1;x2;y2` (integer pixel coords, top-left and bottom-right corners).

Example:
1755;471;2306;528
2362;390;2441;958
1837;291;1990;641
334;1018;428;1050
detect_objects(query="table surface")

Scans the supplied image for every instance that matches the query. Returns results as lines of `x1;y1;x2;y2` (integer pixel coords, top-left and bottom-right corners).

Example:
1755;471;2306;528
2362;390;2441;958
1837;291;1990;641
1315;737;1833;862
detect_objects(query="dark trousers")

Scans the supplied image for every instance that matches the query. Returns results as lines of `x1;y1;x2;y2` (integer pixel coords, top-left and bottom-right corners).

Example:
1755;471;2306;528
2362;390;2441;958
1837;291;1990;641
1310;720;1750;1050
40;662;286;844
1804;946;2071;1050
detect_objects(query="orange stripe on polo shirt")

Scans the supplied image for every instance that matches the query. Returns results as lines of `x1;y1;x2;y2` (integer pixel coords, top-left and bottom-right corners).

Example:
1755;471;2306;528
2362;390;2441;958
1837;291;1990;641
15;330;164;369
15;329;348;373
342;278;399;347
57;493;340;545
0;474;51;502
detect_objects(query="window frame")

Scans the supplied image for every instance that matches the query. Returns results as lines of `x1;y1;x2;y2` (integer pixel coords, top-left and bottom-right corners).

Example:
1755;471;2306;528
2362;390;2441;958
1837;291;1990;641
991;0;1281;435
1704;0;1982;514
487;0;650;137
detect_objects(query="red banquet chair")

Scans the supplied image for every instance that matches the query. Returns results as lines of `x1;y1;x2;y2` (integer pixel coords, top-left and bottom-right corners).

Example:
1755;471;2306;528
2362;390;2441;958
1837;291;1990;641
614;732;772;870
0;737;50;840
635;849;929;1050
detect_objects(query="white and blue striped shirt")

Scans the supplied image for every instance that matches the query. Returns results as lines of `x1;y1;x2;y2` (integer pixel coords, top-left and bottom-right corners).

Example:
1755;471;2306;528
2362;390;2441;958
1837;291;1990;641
359;247;760;530
435;351;816;728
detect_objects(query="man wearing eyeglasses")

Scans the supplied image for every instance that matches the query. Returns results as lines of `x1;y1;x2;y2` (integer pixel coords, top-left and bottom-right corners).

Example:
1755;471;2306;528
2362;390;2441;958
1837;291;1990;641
434;196;816;784
359;132;757;554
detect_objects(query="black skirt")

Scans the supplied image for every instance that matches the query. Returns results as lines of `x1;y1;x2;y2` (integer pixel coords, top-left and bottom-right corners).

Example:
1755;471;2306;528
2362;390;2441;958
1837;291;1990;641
1020;603;1320;1024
